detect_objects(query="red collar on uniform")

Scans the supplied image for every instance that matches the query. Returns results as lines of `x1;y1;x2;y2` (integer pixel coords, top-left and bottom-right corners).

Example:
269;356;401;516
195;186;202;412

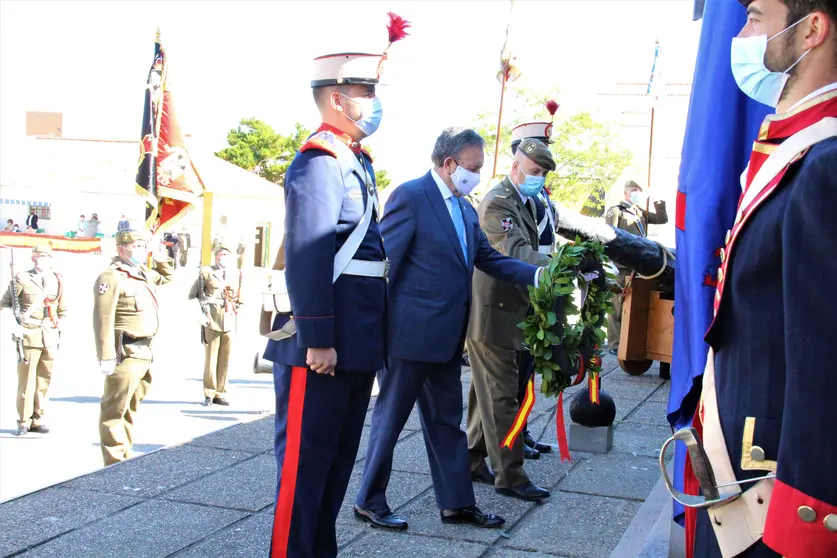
745;90;837;190
317;123;364;155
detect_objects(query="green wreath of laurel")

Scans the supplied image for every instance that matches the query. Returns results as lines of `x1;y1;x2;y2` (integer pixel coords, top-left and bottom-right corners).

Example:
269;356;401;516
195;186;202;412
518;239;615;397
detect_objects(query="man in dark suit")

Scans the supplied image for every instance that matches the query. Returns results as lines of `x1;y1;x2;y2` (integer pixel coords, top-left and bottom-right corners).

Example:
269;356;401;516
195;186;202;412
25;210;39;232
354;127;542;531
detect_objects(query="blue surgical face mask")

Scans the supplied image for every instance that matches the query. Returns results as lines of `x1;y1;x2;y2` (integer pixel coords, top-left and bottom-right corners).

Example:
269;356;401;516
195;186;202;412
629;192;640;204
516;168;546;198
342;94;383;137
730;15;812;108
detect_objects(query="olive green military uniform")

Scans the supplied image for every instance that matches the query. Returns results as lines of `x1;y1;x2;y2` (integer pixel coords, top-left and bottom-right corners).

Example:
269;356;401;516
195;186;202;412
466;176;550;489
188;265;243;399
94;246;173;465
604;200;668;351
0;254;66;429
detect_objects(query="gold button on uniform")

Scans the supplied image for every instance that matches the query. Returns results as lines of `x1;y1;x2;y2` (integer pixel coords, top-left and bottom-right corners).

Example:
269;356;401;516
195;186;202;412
798;506;817;523
499;303;504;308
725;230;732;244
718;268;724;283
720;248;725;263
750;446;765;461
824;514;837;532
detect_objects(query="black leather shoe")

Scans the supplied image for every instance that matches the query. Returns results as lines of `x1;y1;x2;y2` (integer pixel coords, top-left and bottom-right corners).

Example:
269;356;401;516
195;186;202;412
29;424;50;434
496;482;551;502
523;444;541;460
202;397;213;407
354;506;408;531
524;433;553;454
440;505;505;528
470;466;495;486
213;396;230;406
13;425;28;436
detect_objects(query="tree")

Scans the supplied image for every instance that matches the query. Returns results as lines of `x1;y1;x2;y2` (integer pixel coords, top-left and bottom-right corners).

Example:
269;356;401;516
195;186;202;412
375;169;392;190
216;119;311;186
473;89;632;213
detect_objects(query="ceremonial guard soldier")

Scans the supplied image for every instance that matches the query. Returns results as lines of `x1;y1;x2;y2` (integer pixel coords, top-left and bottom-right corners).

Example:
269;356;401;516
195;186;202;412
509;120;559;460
465;138;555;502
673;2;837;557
0;243;66;436
189;243;242;407
93;229;173;466
262;15;409;557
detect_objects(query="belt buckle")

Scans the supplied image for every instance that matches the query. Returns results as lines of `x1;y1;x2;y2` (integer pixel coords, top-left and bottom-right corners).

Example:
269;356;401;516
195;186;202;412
383;259;390;282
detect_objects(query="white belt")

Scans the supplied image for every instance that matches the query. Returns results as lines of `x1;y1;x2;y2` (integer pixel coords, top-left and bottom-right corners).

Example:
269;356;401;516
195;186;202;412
538;245;552;255
343;259;389;279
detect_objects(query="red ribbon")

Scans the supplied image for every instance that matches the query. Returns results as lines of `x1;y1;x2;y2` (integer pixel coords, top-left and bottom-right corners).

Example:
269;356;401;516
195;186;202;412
556;392;571;462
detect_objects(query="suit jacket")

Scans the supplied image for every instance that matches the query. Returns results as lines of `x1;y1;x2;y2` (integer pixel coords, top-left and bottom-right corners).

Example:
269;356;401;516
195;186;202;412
383;171;539;364
468;177;551;350
26;214;38;229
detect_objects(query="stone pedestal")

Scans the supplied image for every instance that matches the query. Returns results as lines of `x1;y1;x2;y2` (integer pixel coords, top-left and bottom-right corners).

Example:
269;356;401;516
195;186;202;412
568;423;614;453
568;387;616;454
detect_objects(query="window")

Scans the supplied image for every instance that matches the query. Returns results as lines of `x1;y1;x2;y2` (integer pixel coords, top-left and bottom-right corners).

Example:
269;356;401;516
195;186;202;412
29;205;51;220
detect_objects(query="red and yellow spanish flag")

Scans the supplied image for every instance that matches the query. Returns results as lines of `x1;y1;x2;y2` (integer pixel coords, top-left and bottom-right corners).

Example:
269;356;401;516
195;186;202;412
135;28;202;233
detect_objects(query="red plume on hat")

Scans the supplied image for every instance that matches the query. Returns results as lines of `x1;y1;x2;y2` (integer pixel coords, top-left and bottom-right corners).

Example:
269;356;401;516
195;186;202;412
377;12;411;79
546;99;559;121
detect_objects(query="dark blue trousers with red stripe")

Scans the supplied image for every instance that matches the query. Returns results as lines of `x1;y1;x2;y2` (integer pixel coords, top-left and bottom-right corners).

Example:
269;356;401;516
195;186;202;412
270;364;375;558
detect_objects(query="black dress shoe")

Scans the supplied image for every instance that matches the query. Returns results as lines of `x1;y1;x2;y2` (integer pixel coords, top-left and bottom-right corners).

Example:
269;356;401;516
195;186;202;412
354;506;408;531
440;505;505;528
13;425;28;436
202;397;213;407
496;482;551;502
523;433;553;454
29;424;50;434
470;466;495;486
213;396;230;406
523;444;541;460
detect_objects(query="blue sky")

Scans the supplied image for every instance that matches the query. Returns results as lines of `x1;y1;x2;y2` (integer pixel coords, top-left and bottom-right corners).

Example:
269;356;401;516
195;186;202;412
0;0;702;187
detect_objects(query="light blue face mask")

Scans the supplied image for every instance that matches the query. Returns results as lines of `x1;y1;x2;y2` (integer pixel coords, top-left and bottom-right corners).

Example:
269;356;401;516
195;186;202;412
517;170;546;198
730;14;812;108
342;94;383;137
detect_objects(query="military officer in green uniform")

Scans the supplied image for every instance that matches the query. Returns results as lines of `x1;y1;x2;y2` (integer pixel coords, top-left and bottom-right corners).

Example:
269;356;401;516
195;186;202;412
1;243;66;436
93;229;173;466
603;180;668;355
465;139;555;501
188;243;242;407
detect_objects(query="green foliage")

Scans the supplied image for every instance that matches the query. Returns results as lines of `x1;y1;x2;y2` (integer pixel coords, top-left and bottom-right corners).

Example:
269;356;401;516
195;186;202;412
517;240;615;397
473;88;633;212
374;169;392;190
215;119;311;186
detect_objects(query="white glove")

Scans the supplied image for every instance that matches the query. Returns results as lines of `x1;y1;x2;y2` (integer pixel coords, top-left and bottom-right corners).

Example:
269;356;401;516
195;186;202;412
196;300;210;326
2;309;24;338
100;359;116;376
11;322;25;339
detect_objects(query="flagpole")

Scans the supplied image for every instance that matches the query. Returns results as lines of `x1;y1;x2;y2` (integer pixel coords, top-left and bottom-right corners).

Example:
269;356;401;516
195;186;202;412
644;39;660;234
492;67;509;179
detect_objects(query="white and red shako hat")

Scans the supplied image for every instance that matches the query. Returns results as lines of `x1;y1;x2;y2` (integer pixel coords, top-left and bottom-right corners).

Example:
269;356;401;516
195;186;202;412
310;13;411;88
511;100;560;147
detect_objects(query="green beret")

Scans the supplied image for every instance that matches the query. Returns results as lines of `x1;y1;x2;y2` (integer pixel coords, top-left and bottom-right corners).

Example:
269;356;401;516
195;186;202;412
115;229;149;246
624;180;643;192
32;243;53;255
518;138;556;172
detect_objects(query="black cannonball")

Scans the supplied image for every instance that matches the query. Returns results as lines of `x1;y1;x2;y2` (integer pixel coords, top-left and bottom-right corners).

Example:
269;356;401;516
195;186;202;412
569;388;616;427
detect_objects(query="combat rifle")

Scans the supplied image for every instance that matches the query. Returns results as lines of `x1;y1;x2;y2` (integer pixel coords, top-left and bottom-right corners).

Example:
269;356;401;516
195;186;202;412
4;246;27;363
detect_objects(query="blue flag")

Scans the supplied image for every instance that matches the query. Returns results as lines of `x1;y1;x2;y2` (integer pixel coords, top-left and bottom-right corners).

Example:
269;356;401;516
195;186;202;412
668;0;771;523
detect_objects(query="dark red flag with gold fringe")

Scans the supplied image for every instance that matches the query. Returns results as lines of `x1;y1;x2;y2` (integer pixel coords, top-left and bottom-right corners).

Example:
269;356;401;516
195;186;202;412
135;28;201;233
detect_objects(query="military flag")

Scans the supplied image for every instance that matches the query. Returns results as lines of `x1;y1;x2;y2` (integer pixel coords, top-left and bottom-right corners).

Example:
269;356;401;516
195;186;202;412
669;0;771;546
134;29;201;233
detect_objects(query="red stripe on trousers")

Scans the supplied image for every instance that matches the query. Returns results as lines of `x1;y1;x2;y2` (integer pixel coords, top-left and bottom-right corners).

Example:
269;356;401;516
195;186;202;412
684;405;702;558
270;366;308;558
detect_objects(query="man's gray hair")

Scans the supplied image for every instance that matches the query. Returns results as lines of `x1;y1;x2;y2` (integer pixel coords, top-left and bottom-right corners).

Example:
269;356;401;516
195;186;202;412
431;127;485;167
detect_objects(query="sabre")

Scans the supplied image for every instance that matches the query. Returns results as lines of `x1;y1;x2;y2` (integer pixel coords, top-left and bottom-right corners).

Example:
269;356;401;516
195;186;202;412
658;427;774;509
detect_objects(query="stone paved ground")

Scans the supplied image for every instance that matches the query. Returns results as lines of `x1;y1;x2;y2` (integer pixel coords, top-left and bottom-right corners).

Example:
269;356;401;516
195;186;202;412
0;351;673;558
